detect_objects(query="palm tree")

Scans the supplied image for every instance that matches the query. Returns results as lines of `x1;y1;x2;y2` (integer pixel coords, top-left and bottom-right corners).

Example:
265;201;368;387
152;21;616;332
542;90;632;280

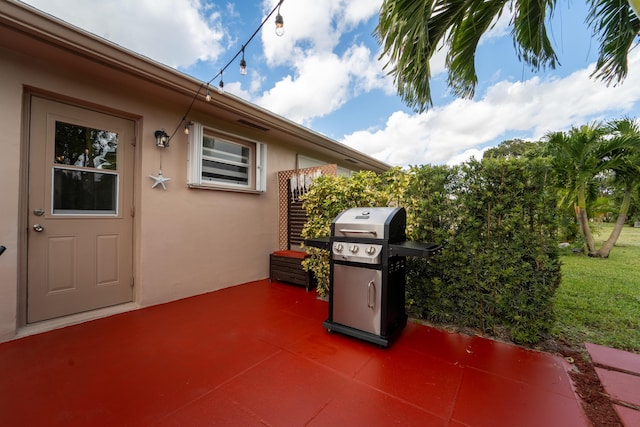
595;118;640;257
375;1;640;111
544;124;607;254
543;119;640;257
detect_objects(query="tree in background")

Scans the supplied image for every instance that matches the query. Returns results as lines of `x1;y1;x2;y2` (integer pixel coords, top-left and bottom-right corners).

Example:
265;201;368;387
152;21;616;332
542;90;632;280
543;118;640;257
375;1;640;111
596;118;640;256
483;139;541;160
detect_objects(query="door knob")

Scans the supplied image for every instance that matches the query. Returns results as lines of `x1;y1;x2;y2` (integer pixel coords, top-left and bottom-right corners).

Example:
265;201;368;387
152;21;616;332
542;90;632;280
33;224;44;232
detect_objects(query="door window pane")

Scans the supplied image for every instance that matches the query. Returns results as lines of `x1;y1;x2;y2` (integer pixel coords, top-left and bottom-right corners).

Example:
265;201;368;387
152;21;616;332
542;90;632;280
52;121;119;215
54;121;118;170
52;168;118;214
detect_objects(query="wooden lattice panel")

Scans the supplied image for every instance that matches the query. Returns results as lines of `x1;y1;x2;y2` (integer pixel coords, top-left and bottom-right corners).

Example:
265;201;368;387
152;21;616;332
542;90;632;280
277;164;337;250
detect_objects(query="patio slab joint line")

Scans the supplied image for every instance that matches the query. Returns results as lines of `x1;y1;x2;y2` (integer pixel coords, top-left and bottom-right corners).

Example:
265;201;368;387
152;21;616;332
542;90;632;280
349;375;450;423
153;349;285;426
611;399;640;412
593;363;640;378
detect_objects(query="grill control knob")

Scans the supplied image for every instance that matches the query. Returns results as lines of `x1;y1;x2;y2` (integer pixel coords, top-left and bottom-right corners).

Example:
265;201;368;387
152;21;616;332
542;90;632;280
366;246;376;255
350;244;359;253
335;243;344;253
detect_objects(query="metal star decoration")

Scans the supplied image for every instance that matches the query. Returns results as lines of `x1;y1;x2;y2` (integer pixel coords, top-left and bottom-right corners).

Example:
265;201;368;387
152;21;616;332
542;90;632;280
149;170;171;190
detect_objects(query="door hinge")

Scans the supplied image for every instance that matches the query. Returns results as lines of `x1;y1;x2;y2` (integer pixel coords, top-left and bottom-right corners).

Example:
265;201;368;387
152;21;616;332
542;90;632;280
130;276;134;288
131;206;135;217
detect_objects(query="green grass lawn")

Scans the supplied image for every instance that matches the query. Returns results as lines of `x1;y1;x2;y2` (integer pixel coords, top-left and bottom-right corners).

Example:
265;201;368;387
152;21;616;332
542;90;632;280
552;224;640;352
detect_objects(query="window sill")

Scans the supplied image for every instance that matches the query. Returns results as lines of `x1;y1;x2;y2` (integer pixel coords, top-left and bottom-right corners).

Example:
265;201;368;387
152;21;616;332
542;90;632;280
187;183;265;194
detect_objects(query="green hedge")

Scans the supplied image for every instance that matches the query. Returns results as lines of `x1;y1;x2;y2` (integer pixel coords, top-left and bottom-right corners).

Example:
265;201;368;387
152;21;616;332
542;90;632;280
404;159;561;343
301;158;561;344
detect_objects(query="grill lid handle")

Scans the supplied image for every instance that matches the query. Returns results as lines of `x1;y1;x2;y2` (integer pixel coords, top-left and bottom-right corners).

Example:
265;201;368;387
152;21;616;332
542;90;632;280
338;229;378;237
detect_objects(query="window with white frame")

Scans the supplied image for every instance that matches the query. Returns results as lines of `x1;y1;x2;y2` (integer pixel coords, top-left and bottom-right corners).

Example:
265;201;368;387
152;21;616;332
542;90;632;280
188;122;266;192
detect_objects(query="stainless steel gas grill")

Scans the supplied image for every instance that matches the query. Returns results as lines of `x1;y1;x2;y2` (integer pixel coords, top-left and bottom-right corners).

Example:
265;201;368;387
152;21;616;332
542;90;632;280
306;207;441;347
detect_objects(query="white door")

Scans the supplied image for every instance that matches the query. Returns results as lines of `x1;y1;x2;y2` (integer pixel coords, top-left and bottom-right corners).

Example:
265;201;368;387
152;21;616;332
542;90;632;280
27;96;135;323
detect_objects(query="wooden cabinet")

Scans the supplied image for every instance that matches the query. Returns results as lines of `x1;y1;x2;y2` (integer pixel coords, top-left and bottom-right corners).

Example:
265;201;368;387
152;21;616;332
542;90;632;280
270;251;315;291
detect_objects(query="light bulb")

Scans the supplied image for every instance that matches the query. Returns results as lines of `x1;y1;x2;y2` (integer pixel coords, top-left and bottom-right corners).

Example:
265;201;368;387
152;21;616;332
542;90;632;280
240;47;247;76
205;89;211;102
184;124;189;135
275;13;284;37
218;79;224;94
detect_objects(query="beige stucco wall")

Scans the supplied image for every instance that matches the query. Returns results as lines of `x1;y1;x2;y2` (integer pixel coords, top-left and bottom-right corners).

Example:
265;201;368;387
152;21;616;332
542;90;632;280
136;135;289;307
0;48;24;342
0;44;296;342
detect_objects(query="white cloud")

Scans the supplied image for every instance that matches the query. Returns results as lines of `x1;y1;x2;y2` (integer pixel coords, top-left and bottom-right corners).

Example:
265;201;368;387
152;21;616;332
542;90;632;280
229;0;388;123
346;44;390;95
342;0;381;27
254;43;389;124
260;0;381;67
254;51;353;124
222;81;252;101
22;0;226;68
342;49;640;166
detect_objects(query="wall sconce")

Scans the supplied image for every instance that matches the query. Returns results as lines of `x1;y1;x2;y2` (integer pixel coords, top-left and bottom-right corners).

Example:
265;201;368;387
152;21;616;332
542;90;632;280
155;129;169;148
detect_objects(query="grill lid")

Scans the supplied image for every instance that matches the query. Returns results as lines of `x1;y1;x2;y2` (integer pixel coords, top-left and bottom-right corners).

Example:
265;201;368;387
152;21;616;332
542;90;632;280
331;207;406;242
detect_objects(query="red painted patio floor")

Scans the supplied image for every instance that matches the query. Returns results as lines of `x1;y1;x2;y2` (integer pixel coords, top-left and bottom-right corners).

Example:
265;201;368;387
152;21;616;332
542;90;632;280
586;342;640;426
0;280;590;426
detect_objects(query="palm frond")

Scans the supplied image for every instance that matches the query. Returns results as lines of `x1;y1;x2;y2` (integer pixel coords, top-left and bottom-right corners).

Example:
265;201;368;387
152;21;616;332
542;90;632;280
512;0;559;70
376;0;443;111
587;0;640;85
374;1;640;111
447;1;510;98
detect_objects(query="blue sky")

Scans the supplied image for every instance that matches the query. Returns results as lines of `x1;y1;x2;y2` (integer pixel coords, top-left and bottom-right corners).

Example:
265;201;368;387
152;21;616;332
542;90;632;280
22;0;640;166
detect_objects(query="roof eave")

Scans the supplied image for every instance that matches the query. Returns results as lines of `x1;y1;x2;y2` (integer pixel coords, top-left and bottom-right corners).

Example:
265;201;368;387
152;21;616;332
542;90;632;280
1;0;391;173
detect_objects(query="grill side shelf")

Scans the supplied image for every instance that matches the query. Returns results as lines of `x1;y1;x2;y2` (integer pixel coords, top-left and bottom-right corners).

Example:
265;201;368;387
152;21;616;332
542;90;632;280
304;237;331;251
388;241;442;258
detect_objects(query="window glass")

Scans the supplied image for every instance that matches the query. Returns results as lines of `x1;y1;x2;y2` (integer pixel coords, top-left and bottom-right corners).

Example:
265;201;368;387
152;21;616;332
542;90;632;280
54;121;118;170
187;122;266;192
52;121;119;214
52;168;118;214
201;134;251;187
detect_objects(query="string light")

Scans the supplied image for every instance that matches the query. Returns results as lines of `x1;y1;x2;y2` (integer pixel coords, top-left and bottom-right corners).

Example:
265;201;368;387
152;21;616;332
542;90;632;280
164;0;285;144
240;47;247;76
218;71;224;94
275;3;284;37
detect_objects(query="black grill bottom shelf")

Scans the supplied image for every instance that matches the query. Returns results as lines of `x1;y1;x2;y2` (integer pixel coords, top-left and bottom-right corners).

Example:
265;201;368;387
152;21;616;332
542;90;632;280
322;314;407;348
